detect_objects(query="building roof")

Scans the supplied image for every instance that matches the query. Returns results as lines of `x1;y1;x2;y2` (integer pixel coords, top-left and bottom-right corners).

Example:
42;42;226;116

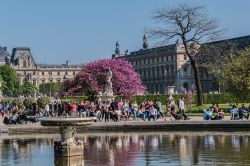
123;35;250;58
0;46;10;62
37;63;82;69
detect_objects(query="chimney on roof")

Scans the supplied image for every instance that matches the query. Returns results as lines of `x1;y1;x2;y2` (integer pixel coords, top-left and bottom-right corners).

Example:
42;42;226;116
143;34;148;49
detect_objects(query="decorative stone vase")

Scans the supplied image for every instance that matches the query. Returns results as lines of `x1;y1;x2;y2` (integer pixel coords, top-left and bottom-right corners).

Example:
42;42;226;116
40;117;94;157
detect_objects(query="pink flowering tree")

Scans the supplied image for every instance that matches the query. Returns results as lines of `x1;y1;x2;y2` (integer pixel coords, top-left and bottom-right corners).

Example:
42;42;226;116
63;58;146;97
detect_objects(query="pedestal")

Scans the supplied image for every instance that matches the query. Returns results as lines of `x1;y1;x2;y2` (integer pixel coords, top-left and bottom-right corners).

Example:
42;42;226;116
54;156;84;166
167;86;175;95
100;95;115;103
54;127;84;157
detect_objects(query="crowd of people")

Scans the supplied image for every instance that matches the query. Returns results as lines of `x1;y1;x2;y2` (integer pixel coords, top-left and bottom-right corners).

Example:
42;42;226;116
1;96;250;125
203;103;250;120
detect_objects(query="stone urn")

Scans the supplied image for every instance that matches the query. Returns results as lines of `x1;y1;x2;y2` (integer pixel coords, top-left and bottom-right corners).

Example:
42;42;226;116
40;117;94;157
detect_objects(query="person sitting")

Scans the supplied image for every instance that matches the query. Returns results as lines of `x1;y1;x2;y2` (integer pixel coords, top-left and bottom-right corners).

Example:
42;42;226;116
211;108;224;120
203;108;213;120
238;104;249;120
17;113;28;124
170;106;183;120
230;105;239;120
9;112;18;124
148;106;157;121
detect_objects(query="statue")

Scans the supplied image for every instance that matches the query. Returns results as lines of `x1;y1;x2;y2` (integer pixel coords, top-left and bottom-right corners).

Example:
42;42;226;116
103;68;113;96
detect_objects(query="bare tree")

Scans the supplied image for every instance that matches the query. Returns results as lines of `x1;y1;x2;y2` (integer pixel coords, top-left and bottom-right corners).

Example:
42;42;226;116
149;4;224;105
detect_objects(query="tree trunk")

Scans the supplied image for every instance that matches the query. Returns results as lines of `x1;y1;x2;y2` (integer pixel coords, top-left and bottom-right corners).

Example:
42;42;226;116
190;59;203;105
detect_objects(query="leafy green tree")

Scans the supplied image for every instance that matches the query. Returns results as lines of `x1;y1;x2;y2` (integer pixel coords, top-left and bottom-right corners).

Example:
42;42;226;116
23;98;36;110
20;81;38;96
37;96;51;109
0;65;20;97
39;82;64;96
215;46;250;101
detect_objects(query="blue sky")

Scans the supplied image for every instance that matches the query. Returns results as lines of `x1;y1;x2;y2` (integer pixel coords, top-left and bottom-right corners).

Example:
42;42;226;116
0;0;250;64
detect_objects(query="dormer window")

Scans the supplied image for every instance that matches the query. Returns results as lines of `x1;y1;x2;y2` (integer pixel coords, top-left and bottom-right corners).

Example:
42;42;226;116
23;60;27;68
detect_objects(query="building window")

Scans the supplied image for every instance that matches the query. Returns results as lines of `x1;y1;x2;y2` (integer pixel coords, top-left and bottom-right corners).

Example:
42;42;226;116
23;60;27;68
33;71;36;75
184;55;187;60
42;80;45;84
171;55;174;61
33;80;36;86
65;71;68;75
161;56;164;62
49;71;52;75
57;71;60;75
73;71;76;75
42;71;44;75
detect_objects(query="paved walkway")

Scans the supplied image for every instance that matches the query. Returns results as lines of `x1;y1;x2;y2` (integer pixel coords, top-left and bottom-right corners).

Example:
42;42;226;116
1;115;250;134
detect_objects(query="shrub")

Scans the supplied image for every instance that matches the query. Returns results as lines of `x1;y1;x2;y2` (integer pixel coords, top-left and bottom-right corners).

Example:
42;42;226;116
37;97;51;109
12;98;24;110
0;98;13;105
23;98;36;110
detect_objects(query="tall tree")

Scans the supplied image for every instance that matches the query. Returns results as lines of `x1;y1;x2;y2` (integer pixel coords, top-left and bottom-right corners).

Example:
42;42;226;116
63;58;145;96
150;4;223;105
214;46;250;101
39;82;64;96
20;81;38;96
0;65;20;96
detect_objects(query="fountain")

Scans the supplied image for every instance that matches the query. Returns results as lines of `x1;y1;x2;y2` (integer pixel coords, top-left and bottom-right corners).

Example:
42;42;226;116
40;117;94;157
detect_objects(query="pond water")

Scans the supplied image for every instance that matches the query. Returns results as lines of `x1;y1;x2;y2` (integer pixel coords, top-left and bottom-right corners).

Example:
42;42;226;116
0;132;250;166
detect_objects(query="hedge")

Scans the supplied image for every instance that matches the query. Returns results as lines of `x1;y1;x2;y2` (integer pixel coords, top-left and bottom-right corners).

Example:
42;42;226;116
61;96;89;103
116;93;250;104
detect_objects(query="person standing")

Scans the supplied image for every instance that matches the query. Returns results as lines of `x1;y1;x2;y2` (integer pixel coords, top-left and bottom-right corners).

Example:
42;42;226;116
179;96;190;120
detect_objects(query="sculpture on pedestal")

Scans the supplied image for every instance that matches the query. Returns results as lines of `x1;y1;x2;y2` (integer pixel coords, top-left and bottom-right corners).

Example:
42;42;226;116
98;68;115;103
103;68;113;96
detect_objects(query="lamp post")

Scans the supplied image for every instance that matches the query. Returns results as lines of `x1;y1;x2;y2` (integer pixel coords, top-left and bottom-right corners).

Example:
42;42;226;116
49;71;52;98
164;69;167;94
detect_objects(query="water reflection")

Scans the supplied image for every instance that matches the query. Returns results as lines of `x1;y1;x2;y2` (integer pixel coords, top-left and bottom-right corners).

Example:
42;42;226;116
1;132;250;166
55;156;84;166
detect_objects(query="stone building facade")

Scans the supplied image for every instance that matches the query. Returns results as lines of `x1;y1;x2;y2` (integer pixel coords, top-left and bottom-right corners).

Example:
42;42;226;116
0;47;82;86
113;35;250;94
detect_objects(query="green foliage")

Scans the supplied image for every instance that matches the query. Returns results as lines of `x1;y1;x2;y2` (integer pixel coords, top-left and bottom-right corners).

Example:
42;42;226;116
0;65;20;97
11;98;24;110
116;94;182;104
20;81;38;95
214;46;250;101
37;96;51;109
0;75;6;94
39;82;64;96
61;96;89;103
23;98;36;109
116;93;250;105
0;98;13;105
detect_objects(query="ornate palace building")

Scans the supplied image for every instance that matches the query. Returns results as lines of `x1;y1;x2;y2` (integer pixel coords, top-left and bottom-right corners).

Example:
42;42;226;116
113;35;250;94
0;47;82;86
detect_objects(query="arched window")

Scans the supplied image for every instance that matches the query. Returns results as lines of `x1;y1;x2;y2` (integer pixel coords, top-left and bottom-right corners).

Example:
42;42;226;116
23;60;27;68
183;82;189;91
